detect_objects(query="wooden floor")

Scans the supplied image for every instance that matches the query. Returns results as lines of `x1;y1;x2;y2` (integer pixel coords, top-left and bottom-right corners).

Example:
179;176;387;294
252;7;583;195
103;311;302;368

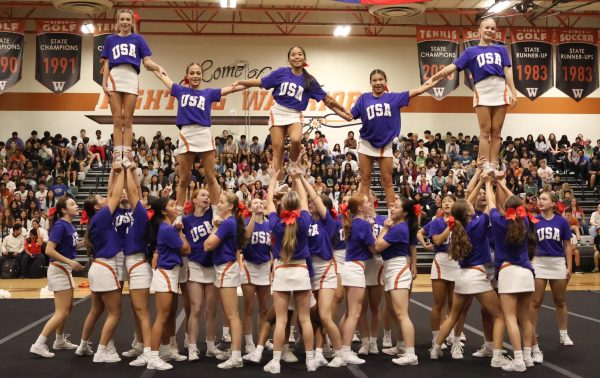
2;273;599;299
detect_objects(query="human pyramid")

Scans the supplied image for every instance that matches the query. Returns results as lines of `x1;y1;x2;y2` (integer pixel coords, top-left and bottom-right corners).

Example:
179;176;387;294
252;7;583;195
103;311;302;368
29;10;574;374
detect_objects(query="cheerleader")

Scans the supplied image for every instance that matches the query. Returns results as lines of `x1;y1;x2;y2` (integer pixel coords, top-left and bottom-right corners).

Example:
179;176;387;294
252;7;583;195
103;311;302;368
204;192;247;369
183;189;220;360
417;195;465;350
232;46;346;183
78;163;126;363
298;173;346;367
29;198;83;358
153;64;245;222
146;197;191;370
101;9;165;167
430;183;508;369
332;69;436;206
331;196;349;326
487;180;536;372
530;191;574;363
357;205;385;356
373;197;419;365
264;167;316;374
120;154;153;366
427;18;517;173
340;193;376;365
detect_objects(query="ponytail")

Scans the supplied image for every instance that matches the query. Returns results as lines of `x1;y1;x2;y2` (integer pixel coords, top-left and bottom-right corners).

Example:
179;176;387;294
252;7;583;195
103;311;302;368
280;191;301;263
400;197;419;243
505;195;526;247
344;193;368;240
448;199;472;261
146;196;168;259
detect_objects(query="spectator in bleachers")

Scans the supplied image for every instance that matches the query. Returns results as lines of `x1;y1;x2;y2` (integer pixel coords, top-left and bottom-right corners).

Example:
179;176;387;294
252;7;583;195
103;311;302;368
19;228;45;278
569;198;588;235
0;223;25;267
89;130;107;163
537;159;554;186
6;132;24;150
588;155;600;191
589;204;600;237
572;149;590;184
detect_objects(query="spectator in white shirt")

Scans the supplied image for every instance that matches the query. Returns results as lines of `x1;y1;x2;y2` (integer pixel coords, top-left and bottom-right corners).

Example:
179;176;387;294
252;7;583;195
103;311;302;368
89;129;108;161
1;224;25;266
589;204;600;236
341;153;358;173
414;139;429;158
537;159;554;186
255;164;271;187
237;169;255;188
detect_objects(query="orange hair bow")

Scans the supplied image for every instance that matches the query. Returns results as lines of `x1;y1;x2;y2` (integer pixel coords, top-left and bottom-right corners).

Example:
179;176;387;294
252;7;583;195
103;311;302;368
413;204;422;217
506;205;538;224
48;207;57;218
339;203;349;216
447;215;456;231
280;210;300;225
80;209;89;225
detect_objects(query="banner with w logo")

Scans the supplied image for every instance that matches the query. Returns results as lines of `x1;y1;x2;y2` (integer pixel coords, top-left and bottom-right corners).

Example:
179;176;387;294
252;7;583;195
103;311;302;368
0;20;24;93
510;27;554;101
555;28;598;102
35;20;82;94
416;26;460;100
461;28;507;91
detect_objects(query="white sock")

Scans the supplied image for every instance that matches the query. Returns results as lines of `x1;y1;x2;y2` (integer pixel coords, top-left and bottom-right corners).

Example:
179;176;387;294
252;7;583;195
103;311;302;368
316;347;323;354
369;336;377;345
273;351;282;361
170;336;177;348
107;339;115;349
405;347;415;355
384;329;392;338
255;345;264;354
79;339;88;347
223;327;230;335
342;345;351;353
514;350;524;362
98;344;107;351
188;344;198;352
35;335;47;345
244;334;254;345
282;344;290;352
493;349;502;358
524;347;532;359
55;333;64;342
144;347;151;354
232;350;241;359
432;330;439;342
532;344;541;353
361;337;369;346
485;341;493;350
453;335;461;345
305;350;315;360
149;350;159;358
207;340;215;350
559;329;568;336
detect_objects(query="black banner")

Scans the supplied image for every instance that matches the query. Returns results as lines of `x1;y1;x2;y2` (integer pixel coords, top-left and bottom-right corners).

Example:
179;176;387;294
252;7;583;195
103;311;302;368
0;20;25;92
416;26;460;100
510;28;554;100
555;28;599;102
35;20;82;94
93;22;118;86
461;28;507;91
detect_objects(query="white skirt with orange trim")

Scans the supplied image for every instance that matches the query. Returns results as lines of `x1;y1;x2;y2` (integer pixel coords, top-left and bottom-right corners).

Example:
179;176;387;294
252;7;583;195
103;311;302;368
358;138;393;158
178;257;189;284
47;262;75;292
455;265;494;295
473;75;510;107
341;260;367;288
107;64;139;96
177;125;214;155
125;253;152;290
268;102;304;128
215;260;241;288
498;263;534;294
151;266;180;294
272;258;311;292
532;256;568;280
365;255;384;286
241;260;271;286
88;257;121;292
430;252;460;282
383;256;412;291
188;260;216;284
310;257;338;291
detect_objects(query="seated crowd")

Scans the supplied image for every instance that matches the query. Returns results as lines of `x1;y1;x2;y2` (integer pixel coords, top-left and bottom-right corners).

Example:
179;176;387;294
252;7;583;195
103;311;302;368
1;128;599;277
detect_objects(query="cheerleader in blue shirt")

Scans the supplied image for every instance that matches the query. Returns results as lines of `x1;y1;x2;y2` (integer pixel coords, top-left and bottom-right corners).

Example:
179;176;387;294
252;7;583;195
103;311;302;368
232;46;346;184
428;18;518;174
101;9;165;167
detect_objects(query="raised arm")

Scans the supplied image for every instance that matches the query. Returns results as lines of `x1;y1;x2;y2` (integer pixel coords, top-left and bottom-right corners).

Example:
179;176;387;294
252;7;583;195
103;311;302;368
142;57;166;75
408;78;440;98
124;153;140;208
374;218;393;252
427;64;458;85
232;79;262;88
299;175;327;219
266;167;279;214
107;165;125;214
466;157;485;196
485;180;496;210
153;70;174;90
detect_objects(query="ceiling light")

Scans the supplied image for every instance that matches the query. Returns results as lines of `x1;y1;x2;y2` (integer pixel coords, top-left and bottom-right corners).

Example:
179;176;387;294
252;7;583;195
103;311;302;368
80;21;94;34
334;25;351;37
220;0;236;8
486;0;513;15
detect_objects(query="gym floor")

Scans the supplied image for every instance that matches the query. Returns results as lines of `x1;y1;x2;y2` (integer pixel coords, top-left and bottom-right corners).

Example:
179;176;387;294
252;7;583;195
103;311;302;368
1;274;599;377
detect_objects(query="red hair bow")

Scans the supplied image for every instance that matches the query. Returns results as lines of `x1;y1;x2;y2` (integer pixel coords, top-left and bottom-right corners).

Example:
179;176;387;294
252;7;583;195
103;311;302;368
48;207;57;218
238;201;246;212
413;204;422;217
280;210;300;225
447;215;456;231
183;200;193;215
436;209;444;218
556;201;566;214
133;12;140;23
339;203;349;216
303;62;309;67
373;199;379;209
506;205;539;224
80;209;89;225
383;85;389;92
146;209;155;220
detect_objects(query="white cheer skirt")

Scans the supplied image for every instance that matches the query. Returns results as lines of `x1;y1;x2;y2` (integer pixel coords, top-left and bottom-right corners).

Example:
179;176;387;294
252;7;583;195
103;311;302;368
116;251;127;282
310;257;337;291
151;267;180;294
341;260;367;288
365;255;384;286
178;257;189;284
272;258;311;292
532;256;568;280
383;256;412;291
268;102;304;128
125;253;152;290
107;64;139;96
454;265;494;295
430;252;460;282
241;260;271;286
498;263;534;294
215;261;241;288
47;262;75;292
473;75;510;107
358;138;393;158
178;125;215;155
88;257;121;292
188;260;216;284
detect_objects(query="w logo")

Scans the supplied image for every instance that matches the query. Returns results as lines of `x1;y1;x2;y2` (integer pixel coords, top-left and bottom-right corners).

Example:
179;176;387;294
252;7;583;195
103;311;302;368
572;88;584;99
432;87;445;98
0;81;6;91
525;88;538;98
52;81;66;92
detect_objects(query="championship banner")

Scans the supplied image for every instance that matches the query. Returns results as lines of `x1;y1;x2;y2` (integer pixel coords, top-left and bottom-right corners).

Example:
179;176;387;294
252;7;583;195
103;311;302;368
93;21;118;86
461;28;507;91
416;26;460;100
0;20;25;92
35;20;82;94
555;28;598;102
510;28;553;100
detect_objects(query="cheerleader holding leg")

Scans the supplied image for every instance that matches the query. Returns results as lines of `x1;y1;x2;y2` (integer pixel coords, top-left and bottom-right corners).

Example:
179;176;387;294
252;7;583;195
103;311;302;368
30;198;84;358
427;18;517;173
